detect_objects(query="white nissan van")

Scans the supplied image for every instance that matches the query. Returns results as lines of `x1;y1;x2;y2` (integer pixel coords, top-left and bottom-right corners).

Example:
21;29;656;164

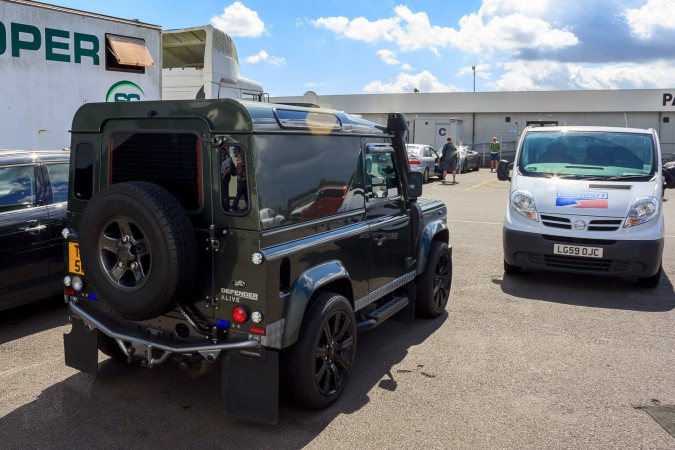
497;126;674;287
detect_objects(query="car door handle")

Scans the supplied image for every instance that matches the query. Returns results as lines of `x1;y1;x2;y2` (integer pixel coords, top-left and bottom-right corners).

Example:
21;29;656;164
24;221;46;234
373;235;387;246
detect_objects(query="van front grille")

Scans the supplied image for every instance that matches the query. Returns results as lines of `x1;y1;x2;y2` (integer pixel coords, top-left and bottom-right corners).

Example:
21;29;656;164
540;215;622;232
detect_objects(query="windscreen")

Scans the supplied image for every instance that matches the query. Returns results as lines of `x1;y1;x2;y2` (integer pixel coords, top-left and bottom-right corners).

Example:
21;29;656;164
518;130;656;181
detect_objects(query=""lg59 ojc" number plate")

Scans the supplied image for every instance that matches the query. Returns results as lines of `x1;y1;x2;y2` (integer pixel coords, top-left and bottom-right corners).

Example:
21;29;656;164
553;244;603;258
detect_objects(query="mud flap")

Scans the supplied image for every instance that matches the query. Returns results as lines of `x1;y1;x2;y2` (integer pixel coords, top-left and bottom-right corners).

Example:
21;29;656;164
221;348;279;425
393;280;417;323
63;315;99;377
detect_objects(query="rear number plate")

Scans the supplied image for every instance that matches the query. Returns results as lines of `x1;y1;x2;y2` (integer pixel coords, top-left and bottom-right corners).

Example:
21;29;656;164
553;244;603;258
69;242;84;275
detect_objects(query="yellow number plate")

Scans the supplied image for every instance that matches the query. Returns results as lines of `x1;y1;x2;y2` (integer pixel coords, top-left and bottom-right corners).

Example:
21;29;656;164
68;242;84;275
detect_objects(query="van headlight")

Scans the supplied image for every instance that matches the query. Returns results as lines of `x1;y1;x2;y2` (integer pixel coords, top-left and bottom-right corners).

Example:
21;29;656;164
511;190;538;221
624;197;658;227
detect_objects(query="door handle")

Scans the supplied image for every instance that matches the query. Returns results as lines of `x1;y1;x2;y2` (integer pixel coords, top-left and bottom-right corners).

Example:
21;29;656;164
24;221;46;234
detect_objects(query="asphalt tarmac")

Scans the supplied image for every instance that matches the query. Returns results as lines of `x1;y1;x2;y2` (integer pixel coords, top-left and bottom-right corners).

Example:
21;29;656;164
2;166;675;449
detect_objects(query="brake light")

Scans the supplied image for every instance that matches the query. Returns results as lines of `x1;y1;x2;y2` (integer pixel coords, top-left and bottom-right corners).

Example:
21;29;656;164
249;326;265;335
232;305;248;323
408;158;421;165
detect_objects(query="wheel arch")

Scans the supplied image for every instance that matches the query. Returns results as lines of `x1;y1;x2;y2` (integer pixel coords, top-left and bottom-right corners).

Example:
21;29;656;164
416;221;450;277
281;260;354;347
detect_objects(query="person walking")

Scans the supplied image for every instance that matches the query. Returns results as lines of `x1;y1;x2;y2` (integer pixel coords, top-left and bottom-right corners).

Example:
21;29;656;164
489;136;501;172
440;137;458;185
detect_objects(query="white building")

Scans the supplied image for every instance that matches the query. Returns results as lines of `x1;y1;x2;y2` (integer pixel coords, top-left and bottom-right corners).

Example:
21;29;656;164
273;89;675;163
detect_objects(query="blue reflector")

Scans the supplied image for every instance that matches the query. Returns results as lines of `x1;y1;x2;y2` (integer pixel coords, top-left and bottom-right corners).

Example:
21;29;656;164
217;319;230;329
87;293;98;300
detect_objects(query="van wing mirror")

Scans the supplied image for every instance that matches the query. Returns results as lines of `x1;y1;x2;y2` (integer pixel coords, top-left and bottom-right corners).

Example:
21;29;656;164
663;166;675;189
407;171;423;199
497;160;513;181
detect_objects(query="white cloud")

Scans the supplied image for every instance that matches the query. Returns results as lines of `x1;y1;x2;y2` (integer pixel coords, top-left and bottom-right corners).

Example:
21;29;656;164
454;11;578;56
245;50;286;66
377;49;400;65
312;3;577;57
312;16;398;43
312;6;455;54
490;60;675;91
211;2;266;38
364;70;461;94
623;0;675;39
401;63;414;71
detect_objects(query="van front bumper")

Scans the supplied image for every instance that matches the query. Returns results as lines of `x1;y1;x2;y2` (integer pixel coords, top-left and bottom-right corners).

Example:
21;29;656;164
503;228;663;277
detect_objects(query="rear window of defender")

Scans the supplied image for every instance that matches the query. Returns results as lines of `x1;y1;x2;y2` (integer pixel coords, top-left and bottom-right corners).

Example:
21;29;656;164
110;132;202;210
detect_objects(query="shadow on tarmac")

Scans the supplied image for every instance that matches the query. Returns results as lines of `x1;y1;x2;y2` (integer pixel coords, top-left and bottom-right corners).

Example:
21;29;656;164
0;295;68;345
0;313;446;449
492;270;675;312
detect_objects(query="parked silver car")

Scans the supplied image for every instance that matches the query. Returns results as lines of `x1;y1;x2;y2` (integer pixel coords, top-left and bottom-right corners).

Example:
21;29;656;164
458;145;481;173
406;144;440;183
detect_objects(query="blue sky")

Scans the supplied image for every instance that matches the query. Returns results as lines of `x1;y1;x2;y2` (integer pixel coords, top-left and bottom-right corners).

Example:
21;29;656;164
47;0;675;97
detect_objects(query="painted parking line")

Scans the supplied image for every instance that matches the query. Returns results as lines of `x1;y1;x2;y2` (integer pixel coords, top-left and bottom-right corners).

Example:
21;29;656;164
465;177;509;191
448;219;502;226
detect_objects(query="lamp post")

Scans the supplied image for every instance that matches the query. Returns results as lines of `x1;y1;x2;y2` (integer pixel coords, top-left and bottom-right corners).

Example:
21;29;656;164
472;65;476;92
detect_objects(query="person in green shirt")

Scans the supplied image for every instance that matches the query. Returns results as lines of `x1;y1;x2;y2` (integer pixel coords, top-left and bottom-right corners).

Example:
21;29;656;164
489;136;501;173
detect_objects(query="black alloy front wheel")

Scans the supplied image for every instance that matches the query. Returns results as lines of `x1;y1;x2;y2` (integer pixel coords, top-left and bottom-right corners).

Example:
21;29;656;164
416;241;452;318
282;292;357;410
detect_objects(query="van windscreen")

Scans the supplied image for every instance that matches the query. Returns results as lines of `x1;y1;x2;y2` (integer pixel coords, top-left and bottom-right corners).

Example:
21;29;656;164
518;131;656;180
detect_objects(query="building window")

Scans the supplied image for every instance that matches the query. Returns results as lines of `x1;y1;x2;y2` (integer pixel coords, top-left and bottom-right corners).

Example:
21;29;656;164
505;116;511;123
664;117;670;123
105;34;154;73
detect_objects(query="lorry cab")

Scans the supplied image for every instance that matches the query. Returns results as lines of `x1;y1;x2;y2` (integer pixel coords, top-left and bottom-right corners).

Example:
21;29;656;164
497;125;673;287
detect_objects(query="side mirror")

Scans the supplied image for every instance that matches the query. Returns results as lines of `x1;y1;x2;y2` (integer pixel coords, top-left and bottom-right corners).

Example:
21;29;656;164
663;166;675;189
407;171;423;199
496;160;513;181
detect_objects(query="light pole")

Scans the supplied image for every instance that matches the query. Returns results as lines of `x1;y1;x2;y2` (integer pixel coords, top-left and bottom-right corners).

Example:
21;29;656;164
472;65;476;92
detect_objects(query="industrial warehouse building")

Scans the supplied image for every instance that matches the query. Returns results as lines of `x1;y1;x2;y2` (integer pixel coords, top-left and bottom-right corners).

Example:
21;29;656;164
273;89;675;165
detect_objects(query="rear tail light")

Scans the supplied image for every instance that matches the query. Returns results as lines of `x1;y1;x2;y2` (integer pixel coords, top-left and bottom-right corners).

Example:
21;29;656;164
232;305;248;323
408;158;421;165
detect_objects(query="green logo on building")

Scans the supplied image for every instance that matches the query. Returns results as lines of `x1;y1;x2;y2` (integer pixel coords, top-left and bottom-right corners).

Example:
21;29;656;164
106;81;145;102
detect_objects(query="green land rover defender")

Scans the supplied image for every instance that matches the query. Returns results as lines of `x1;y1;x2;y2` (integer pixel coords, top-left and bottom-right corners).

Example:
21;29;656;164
62;99;451;424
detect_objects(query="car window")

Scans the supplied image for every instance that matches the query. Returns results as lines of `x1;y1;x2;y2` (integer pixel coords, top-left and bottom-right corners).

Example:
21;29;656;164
45;163;69;204
0;165;36;211
366;147;400;199
255;135;364;228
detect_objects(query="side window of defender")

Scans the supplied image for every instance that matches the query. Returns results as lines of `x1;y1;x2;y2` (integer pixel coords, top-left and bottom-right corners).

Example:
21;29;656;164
219;144;237;212
222;144;248;213
365;146;400;199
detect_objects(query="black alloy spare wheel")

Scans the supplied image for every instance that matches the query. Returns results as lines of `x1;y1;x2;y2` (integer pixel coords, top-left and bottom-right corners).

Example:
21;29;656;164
79;182;198;321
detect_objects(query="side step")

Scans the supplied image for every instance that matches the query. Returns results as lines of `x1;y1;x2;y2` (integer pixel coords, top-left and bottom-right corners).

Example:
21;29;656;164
356;296;409;332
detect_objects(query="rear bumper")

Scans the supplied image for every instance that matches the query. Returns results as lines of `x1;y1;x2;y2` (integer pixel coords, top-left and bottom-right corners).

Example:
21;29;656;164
68;301;260;362
503;228;663;277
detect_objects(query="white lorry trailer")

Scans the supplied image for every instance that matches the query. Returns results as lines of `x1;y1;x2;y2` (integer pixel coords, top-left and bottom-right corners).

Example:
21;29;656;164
1;2;264;150
1;0;162;150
